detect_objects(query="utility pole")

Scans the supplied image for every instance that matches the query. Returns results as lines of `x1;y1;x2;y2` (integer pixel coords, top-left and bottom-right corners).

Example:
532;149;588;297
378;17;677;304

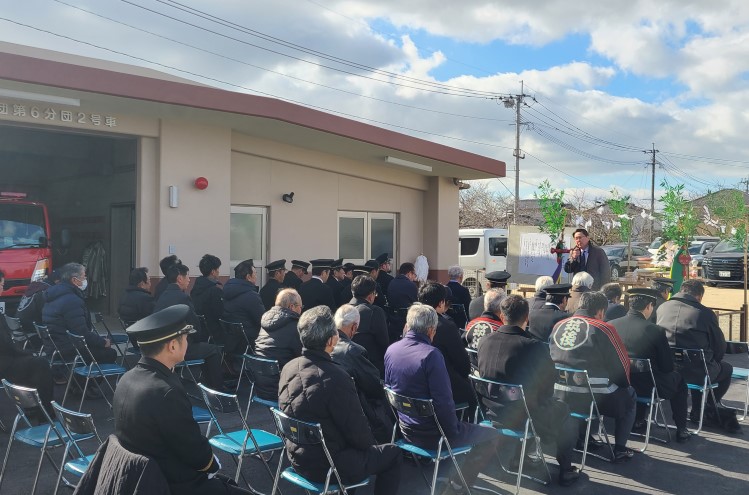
501;81;530;224
645;144;659;241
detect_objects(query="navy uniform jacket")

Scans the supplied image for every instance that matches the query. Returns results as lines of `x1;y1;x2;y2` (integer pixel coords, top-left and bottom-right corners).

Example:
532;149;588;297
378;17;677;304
113;357;217;492
283;271;302;290
377;271;394;298
528;304;570;342
325;276;345;310
297;277;335;312
260;278;284;311
387;275;417;310
609;310;680;397
604;302;626;321
350;296;389;374
153;284;201;338
526;293;547;311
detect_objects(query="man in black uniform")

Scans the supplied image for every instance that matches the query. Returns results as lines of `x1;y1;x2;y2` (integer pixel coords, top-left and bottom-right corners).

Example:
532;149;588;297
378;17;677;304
118;267;155;324
341;262;355;295
283;260;309;290
446;265;472;330
527;283;571;342
363;259;388;309
649;277;674;323
478;295;580;486
468;270;511;320
325;258;346;309
350;274;389;374
260;259;286;311
115;305;250;494
375;253;394;297
608;288;691;442
190;254;224;341
297;259;336;312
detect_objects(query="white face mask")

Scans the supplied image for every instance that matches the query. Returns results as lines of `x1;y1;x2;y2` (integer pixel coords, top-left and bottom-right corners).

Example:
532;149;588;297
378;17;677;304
78;278;88;291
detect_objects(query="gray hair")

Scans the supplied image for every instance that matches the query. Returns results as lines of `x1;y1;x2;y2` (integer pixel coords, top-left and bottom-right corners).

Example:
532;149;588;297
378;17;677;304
297;306;337;350
447;265;463;280
571;271;594;288
534;275;554;292
484;288;506;314
405;303;438;335
276;288;301;309
59;262;85;283
334;304;360;329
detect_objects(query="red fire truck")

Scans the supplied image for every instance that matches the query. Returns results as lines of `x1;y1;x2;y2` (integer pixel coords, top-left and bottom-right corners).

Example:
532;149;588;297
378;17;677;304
0;192;56;313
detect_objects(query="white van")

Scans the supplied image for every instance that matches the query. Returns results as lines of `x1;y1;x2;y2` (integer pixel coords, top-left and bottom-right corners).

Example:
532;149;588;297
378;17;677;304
458;228;508;296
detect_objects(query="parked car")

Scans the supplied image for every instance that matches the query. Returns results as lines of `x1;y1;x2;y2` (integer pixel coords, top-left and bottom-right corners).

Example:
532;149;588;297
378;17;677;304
648;236;720;257
702;239;746;286
601;244;653;280
688;241;718;267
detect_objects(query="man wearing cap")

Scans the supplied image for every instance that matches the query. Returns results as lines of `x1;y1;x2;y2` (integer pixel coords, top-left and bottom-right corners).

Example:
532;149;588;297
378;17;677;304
468;270;511;320
608;288;691;442
478;295;580;486
260;259;286;311
363;259;388;309
297;259;336;312
375;253;394;296
649;277;674;323
563;228;610;290
528;283;571;343
325;258;346;309
465;288;505;350
114;305;250;494
283;260;309;290
549;291;637;461
341;263;355;294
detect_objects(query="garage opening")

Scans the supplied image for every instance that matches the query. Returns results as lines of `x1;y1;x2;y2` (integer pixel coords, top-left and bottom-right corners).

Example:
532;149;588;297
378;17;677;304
0;122;137;316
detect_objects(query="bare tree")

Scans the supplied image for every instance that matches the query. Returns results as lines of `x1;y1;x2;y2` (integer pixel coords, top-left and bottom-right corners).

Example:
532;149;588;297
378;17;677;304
459;182;512;228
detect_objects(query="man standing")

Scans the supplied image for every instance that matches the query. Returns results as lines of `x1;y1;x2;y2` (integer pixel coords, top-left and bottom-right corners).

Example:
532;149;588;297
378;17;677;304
259;259;286;311
385;303;501;495
283;260;309;290
446;265;472;330
656;279;737;431
478;295;580;486
550;291;636;461
468;271;511;320
115;305;250;494
609;288;691;442
563;228;610;290
279;306;402;495
297;259;336;312
325;258;346;310
375;253;394;297
527;283;571;343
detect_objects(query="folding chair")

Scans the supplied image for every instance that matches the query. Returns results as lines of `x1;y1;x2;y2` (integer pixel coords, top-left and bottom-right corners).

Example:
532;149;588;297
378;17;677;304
0;380;92;495
198;383;283;489
50;401;104;495
466;347;479;372
6;314;39;353
384;387;474;495
671;347;720;434
470;375;551;494
269;407;370;495
93;312;129;360
34;323;79;383
239;354;280;418
628;358;670;451
219;319;253;391
725;341;749;421
61;332;127;411
553;366;615;471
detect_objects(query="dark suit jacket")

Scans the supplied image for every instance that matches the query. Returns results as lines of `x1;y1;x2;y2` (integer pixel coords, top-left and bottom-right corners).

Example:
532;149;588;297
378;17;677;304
528;304;570;342
563;242;611;290
447;281;472;329
297;278;335;312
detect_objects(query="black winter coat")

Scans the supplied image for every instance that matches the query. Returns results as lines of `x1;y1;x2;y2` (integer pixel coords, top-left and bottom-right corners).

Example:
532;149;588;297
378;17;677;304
386;274;417;310
17;280;52;334
350;297;389;374
153;284;201;339
190;277;223;339
297;278;335;312
528;304;570;342
254;306;302;400
279;349;375;481
432;314;472;404
222;278;265;344
42;282;103;353
117;286;155;324
260;279;284;311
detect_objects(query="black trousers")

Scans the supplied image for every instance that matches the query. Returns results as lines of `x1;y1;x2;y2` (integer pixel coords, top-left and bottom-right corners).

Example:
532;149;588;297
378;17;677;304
596;387;637;447
632;371;689;429
690;360;733;409
1;356;54;414
531;399;577;471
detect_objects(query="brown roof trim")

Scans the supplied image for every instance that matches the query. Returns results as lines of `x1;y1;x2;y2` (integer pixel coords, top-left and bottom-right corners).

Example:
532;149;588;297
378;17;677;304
0;51;505;176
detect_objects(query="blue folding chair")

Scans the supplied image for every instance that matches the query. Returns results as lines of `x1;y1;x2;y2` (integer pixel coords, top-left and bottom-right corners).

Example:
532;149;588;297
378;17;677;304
0;380;93;495
672;347;720;434
470;375;551;494
239;354;280;418
93;312;129;356
725;341;749;421
270;407;370;495
51;401;104;495
34;323;78;382
198;383;283;489
629;358;670;451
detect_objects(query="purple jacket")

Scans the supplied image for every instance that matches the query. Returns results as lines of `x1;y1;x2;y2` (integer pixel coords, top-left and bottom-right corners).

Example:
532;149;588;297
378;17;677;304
384;331;464;446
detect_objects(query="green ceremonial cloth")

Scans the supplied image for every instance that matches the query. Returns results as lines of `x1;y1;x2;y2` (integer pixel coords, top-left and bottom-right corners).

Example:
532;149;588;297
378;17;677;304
669;246;685;294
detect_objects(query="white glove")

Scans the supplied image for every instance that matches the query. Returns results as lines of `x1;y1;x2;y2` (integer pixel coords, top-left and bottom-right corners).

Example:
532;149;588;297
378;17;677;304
206;454;222;479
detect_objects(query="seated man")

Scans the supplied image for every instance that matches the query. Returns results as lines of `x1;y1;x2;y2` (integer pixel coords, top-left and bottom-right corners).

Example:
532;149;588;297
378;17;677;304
253;288;303;400
154;262;224;391
385;303;501;495
465;288;505;350
478;295;580;486
279;306;402;495
656;279;737;431
446;265;472;330
153;254;180;302
190;254;224;342
418;282;475;414
386;262;418;341
222;259;266;350
0;270;54;417
649;277;674;323
468;271;510;320
608;288;691;442
17;270;59;337
118;267;155;324
331;304;393;443
115;305;250;494
602;283;626;321
349;275;389;374
527;276;554;311
549;291;637;461
527;283;571;343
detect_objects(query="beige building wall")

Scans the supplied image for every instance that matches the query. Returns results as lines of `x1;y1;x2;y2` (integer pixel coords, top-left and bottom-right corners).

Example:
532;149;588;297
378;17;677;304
423;176;460;282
